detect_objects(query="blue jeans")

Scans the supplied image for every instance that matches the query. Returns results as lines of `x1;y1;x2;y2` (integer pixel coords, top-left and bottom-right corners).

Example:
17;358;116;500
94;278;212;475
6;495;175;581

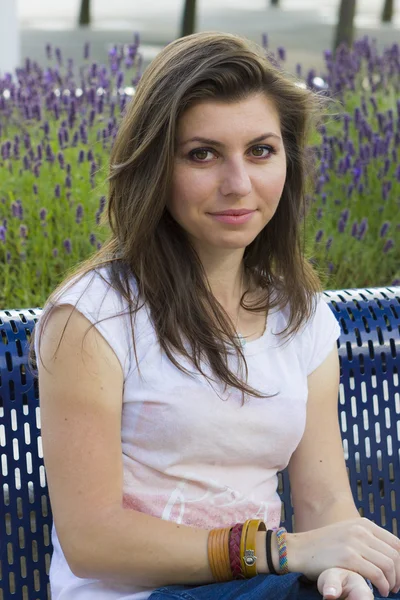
149;573;330;600
148;573;391;600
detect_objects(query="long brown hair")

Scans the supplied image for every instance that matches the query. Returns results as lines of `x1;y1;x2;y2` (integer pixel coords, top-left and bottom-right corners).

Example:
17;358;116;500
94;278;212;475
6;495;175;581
31;31;325;404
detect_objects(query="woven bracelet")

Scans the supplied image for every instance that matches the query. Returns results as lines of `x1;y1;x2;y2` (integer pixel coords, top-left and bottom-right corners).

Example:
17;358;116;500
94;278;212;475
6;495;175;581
229;523;245;580
275;527;289;575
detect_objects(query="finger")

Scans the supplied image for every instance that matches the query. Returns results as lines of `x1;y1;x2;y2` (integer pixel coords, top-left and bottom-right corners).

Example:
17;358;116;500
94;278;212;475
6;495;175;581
346;580;374;600
361;518;400;554
355;524;400;591
351;555;390;598
317;569;344;599
361;546;397;592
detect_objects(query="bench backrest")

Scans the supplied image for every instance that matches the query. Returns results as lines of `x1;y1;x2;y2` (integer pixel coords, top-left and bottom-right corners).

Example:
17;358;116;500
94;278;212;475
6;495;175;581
1;287;399;599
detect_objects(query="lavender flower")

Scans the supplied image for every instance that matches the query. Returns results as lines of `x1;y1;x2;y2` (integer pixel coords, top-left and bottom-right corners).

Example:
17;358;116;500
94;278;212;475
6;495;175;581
358;218;368;240
75;204;84;224
380;222;390;237
383;239;394;253
315;229;324;242
63;239;72;254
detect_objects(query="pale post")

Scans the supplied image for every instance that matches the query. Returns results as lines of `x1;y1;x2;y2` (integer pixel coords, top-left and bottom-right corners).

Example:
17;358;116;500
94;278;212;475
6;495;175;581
0;0;20;76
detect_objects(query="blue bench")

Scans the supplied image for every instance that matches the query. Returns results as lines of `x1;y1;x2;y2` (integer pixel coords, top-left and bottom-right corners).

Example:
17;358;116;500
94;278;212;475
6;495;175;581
1;286;399;599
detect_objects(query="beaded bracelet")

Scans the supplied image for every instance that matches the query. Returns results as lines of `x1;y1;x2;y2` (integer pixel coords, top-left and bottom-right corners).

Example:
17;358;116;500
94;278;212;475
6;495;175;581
275;527;289;575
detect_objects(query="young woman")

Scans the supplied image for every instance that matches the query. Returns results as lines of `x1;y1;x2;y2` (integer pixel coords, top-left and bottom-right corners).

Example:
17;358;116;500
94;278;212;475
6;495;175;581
32;32;400;600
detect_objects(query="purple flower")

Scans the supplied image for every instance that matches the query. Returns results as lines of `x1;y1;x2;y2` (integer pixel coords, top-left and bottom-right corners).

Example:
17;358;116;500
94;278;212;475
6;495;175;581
325;236;333;251
63;239;72;254
380;222;390;238
338;218;346;233
351;222;358;238
358;218;368;241
99;196;106;213
12;200;23;220
276;47;285;62
40;208;47;221
78;149;85;164
84;43;90;60
0;226;6;243
75;204;84;224
33;184;38;195
383;239;394;253
89;233;96;246
55;47;62;65
52;248;58;258
55;184;61;198
19;225;28;239
315;229;324;243
117;71;124;88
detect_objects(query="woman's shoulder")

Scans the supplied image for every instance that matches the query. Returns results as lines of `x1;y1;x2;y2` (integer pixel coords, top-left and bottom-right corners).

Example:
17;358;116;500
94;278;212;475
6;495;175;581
51;263;138;313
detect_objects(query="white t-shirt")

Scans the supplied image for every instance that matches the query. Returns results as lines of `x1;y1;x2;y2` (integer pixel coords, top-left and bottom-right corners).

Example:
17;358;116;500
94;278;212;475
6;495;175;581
34;266;341;599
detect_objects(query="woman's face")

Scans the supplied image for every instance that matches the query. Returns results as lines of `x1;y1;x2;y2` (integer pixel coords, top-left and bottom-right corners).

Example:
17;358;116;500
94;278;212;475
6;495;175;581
168;93;287;253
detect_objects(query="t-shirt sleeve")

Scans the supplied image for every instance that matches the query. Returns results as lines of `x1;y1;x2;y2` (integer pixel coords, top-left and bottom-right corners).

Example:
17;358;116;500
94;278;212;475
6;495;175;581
34;268;133;378
305;293;341;375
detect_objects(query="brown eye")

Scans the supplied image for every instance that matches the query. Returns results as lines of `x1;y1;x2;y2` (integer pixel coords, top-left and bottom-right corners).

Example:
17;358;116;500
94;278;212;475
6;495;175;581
188;148;214;161
194;149;209;160
251;145;271;158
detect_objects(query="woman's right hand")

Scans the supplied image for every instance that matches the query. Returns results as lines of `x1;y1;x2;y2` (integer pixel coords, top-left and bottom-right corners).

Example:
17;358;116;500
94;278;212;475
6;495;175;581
287;518;400;597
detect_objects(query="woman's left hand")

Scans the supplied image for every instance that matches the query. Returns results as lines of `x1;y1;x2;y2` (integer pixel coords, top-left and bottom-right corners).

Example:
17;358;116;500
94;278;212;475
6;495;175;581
317;568;374;600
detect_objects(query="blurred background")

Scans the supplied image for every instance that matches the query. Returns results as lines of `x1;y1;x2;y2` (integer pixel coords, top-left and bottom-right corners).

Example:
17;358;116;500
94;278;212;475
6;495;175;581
2;0;399;75
0;1;399;307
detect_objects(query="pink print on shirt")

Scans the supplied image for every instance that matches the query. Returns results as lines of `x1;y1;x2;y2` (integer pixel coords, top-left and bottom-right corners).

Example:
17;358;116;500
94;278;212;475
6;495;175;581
122;479;282;530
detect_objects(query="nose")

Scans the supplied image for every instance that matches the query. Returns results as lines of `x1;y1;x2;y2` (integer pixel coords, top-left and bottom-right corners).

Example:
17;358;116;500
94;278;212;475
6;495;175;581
219;158;252;198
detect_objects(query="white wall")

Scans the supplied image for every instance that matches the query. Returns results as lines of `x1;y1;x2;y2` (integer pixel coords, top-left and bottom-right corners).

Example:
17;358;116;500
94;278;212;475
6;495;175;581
0;0;20;76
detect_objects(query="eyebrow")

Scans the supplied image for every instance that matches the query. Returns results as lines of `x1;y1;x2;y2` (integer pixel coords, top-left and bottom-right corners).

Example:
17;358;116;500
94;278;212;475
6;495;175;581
179;133;282;148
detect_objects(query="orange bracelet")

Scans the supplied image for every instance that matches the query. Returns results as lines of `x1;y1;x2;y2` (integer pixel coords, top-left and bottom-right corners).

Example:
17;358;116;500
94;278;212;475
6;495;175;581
241;519;266;578
221;527;233;581
208;527;233;582
208;529;223;582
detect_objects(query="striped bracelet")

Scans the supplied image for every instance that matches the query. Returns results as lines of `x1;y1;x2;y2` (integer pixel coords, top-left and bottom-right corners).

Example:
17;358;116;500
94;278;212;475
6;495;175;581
275;527;289;575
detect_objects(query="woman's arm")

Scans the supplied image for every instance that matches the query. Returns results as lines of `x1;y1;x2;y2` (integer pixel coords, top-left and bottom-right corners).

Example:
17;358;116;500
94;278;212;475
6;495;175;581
38;305;271;586
288;344;360;532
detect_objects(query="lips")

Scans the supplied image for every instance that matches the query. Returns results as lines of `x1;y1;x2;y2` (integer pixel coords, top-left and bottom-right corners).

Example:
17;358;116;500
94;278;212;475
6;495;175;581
209;209;255;216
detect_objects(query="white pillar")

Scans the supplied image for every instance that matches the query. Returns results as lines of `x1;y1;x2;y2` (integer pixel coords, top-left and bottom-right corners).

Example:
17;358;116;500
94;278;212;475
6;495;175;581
0;0;20;76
